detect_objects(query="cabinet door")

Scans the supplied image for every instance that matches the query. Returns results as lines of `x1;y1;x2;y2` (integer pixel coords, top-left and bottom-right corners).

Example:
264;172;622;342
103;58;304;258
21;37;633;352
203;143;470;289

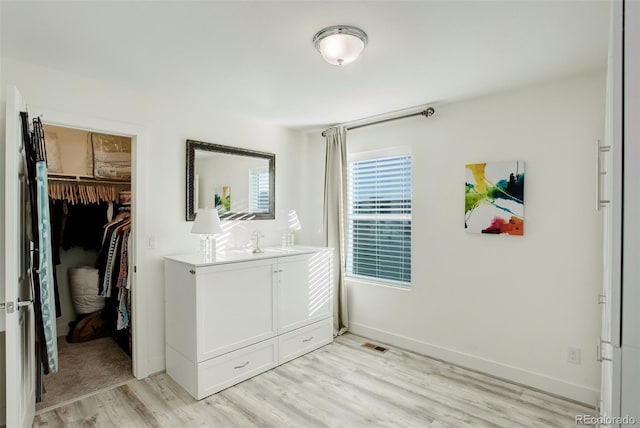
196;259;276;362
277;251;332;334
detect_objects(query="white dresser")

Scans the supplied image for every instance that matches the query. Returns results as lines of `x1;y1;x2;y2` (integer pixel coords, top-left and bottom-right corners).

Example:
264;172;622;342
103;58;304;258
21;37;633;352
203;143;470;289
164;246;334;400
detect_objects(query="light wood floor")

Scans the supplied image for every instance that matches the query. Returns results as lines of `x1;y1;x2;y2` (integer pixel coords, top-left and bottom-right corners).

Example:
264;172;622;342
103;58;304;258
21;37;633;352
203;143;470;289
34;334;594;427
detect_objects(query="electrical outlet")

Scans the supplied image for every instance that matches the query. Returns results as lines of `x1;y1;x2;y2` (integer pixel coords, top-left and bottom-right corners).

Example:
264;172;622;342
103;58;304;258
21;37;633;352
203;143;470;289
147;235;157;249
568;347;582;364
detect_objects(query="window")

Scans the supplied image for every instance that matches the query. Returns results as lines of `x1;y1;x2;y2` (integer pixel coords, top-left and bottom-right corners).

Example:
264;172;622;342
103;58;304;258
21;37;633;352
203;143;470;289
346;150;412;286
248;167;269;213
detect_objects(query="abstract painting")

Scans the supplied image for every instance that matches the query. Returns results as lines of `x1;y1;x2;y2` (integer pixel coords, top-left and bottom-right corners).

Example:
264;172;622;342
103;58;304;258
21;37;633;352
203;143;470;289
215;186;231;213
465;160;524;235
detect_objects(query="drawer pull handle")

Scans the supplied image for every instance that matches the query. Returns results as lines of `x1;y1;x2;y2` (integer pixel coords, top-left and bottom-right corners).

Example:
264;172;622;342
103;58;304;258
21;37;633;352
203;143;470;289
302;336;314;343
234;361;250;369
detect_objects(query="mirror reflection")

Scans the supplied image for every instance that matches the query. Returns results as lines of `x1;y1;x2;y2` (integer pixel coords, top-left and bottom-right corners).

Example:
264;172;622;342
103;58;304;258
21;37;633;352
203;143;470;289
186;140;275;221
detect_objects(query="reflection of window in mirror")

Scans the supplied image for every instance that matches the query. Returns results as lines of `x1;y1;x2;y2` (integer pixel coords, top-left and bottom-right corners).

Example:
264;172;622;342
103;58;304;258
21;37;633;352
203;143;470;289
249;167;269;213
187;139;275;221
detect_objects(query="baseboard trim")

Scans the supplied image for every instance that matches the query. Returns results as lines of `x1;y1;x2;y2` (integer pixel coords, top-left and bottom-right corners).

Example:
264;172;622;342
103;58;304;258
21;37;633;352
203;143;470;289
348;322;599;406
148;356;166;377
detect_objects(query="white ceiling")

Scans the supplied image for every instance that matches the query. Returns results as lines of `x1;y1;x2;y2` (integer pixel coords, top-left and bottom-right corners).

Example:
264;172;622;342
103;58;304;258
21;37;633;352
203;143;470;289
1;1;610;131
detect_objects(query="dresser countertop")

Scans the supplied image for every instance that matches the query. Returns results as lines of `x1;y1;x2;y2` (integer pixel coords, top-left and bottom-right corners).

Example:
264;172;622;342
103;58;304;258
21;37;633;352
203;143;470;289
164;245;330;267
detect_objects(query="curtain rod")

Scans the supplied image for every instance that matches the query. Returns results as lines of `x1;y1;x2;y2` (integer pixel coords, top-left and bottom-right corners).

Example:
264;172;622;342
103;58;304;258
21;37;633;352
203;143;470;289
321;107;435;137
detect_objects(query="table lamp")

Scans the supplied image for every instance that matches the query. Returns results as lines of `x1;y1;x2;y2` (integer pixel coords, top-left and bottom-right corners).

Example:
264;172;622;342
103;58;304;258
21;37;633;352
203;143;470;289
191;208;223;260
280;209;302;247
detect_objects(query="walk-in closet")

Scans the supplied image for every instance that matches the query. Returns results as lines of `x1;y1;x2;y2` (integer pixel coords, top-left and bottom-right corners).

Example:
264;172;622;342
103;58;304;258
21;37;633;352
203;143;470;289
36;124;134;410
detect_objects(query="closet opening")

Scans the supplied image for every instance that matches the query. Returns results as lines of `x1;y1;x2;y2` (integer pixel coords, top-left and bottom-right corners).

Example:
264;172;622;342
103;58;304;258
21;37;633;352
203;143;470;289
35;124;135;411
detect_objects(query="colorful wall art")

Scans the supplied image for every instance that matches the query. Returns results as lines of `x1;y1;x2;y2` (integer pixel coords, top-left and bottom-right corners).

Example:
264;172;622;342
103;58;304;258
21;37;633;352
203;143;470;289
215;186;231;213
465;160;524;235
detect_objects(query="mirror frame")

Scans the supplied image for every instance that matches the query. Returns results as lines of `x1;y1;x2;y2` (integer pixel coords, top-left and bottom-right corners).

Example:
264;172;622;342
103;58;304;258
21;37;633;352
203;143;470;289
186;139;276;221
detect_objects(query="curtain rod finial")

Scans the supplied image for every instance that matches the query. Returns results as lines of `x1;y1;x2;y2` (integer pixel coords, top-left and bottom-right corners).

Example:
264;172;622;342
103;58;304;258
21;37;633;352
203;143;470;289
423;107;435;117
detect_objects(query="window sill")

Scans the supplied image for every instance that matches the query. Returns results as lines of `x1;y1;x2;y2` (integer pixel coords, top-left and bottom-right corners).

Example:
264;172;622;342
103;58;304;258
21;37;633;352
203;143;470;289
345;276;412;291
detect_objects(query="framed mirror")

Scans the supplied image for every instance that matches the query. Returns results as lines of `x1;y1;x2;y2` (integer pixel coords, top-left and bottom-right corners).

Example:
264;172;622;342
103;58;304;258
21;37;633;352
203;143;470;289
186;140;275;221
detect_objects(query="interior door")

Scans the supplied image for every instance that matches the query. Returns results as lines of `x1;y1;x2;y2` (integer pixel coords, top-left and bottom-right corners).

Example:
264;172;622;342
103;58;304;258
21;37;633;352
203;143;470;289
3;86;36;428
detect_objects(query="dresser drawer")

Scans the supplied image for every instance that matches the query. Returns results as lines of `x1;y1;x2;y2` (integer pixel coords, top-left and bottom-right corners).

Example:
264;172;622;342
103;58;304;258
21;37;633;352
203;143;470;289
278;318;333;364
197;338;278;399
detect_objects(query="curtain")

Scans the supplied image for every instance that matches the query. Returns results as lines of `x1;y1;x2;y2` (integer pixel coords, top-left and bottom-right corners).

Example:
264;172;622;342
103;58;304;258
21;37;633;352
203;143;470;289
323;126;348;336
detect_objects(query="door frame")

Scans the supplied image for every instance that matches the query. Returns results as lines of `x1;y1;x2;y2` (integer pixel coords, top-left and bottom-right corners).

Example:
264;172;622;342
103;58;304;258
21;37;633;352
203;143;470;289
31;105;150;379
600;0;624;419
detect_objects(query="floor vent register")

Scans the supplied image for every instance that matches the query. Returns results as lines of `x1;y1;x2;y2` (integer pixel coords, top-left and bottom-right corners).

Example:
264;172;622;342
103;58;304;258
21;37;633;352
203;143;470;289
361;342;389;353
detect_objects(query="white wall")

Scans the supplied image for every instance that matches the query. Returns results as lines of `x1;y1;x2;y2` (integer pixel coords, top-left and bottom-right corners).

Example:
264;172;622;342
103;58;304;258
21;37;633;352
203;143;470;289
0;57;305;381
302;72;605;404
296;137;325;246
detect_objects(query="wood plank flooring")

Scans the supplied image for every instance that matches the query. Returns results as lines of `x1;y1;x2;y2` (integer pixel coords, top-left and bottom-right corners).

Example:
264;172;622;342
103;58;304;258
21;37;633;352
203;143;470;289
34;334;594;427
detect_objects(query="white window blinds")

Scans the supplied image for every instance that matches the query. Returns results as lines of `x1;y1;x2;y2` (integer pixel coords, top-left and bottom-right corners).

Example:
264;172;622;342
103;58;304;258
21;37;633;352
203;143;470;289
249;168;269;213
346;152;412;286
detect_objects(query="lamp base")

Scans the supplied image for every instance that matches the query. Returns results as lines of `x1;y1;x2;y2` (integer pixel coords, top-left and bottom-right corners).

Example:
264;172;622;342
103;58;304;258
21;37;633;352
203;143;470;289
200;234;216;260
281;232;295;248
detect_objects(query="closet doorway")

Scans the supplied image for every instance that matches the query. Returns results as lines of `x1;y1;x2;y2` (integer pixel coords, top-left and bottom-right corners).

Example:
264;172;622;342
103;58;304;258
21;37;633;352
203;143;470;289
30;109;148;412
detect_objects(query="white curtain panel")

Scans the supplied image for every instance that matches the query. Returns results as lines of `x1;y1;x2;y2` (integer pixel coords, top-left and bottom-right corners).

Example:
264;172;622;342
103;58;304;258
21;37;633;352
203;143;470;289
323;126;349;336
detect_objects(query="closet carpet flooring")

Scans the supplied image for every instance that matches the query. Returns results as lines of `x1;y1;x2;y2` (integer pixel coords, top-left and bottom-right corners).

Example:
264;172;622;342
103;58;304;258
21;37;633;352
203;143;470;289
34;334;593;427
36;336;133;411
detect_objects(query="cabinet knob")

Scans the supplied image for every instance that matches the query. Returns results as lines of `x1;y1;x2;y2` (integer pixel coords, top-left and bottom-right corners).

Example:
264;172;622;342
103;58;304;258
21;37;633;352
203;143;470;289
189;269;196;275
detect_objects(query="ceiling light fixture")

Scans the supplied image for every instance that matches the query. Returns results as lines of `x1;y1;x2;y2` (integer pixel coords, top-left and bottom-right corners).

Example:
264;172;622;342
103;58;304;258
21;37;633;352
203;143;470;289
313;25;368;66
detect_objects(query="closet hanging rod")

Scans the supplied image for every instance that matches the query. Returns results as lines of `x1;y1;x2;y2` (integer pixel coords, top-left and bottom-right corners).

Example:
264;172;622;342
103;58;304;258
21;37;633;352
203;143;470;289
321;107;435;137
47;174;129;185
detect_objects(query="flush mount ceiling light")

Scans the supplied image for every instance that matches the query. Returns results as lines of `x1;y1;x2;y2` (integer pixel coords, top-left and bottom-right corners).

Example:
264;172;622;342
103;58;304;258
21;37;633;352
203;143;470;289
313;25;368;66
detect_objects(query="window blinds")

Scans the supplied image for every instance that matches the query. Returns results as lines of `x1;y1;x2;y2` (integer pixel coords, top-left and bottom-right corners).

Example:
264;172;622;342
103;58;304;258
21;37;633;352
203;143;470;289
249;169;270;213
346;153;412;285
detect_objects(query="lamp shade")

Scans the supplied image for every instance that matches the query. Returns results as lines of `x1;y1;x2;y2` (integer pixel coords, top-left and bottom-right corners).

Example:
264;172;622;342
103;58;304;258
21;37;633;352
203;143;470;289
278;209;302;231
191;208;222;235
313;25;368;66
286;209;302;231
